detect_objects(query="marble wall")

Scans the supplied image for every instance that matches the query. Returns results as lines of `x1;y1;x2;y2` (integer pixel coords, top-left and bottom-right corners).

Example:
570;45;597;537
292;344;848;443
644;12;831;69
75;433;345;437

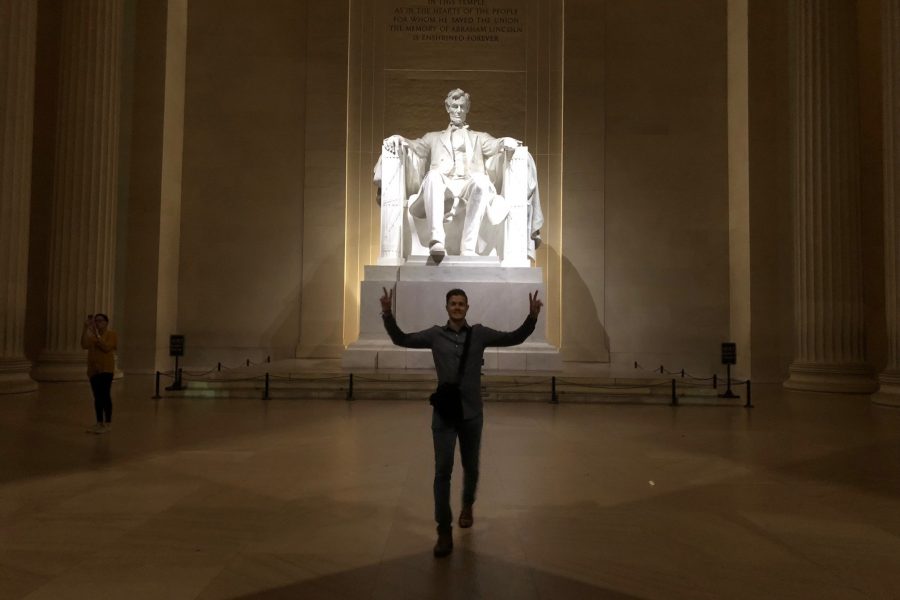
177;0;309;366
559;0;735;371
141;0;745;374
17;0;889;385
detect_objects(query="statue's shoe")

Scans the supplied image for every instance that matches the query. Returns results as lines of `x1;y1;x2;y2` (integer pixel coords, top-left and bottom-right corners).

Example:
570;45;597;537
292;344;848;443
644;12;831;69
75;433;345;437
429;242;446;258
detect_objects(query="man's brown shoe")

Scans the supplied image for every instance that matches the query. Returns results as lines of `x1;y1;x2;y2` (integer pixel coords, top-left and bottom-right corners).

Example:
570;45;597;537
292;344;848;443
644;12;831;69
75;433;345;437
433;529;453;557
458;504;473;528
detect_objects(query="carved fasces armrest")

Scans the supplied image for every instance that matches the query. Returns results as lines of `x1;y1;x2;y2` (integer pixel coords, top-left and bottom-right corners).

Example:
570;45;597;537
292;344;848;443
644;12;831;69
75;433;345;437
500;145;531;267
377;147;407;264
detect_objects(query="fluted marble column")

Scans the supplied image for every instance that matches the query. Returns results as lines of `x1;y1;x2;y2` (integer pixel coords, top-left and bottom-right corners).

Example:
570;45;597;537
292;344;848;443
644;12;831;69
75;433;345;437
784;0;877;393
876;0;900;405
32;0;124;382
0;1;38;393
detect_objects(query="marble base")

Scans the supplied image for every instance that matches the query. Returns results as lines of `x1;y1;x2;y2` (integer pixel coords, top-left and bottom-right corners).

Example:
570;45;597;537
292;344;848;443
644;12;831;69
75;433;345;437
31;353;122;382
872;370;900;407
31;353;88;382
0;359;37;394
343;263;561;371
404;254;501;267
784;362;878;394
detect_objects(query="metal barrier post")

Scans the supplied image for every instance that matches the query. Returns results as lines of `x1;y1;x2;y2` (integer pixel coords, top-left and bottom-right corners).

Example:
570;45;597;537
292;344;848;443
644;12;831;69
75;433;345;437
551;376;559;404
347;373;354;400
264;373;270;400
745;380;753;408
671;379;678;406
153;371;161;399
217;362;222;372
713;373;718;389
719;364;739;399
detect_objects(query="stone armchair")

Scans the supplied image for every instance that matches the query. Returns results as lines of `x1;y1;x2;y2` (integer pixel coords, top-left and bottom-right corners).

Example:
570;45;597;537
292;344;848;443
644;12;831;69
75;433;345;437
374;145;543;266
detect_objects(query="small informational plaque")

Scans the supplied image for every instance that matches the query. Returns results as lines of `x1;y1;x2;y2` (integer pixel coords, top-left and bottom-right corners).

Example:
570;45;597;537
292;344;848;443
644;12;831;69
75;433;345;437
721;342;737;365
169;334;185;358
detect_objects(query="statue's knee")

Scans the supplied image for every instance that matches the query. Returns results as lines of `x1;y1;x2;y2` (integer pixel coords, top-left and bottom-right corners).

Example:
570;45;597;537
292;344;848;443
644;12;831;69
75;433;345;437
422;171;444;191
468;175;493;201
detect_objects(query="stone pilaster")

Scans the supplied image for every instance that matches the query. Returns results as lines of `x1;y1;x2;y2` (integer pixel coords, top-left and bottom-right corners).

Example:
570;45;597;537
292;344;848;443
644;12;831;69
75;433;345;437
785;0;877;393
0;0;38;393
876;0;900;405
32;0;124;382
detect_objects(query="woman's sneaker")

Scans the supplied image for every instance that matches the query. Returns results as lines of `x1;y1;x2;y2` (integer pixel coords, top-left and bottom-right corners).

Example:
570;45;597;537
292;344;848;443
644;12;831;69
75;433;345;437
85;423;105;434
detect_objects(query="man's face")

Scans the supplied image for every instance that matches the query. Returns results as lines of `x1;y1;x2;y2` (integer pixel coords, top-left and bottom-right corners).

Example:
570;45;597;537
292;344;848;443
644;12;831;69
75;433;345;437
446;98;469;126
446;295;469;322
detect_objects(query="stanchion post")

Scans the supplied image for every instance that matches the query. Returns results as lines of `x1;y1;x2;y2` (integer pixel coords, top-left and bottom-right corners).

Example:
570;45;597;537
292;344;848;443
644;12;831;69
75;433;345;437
246;358;250;367
217;362;221;372
153;371;161;399
713;373;718;389
551;376;559;404
267;355;271;363
719;363;739;399
671;379;678;406
166;360;185;392
264;373;270;400
719;342;739;399
165;335;186;391
745;380;753;408
347;373;354;400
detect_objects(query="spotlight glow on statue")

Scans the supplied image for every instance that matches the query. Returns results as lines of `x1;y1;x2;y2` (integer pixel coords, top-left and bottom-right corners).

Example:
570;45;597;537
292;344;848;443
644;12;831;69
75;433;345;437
375;89;543;266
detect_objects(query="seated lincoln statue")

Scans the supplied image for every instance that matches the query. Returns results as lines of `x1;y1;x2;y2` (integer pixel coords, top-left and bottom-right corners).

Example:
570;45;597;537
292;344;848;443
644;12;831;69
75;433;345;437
374;88;543;266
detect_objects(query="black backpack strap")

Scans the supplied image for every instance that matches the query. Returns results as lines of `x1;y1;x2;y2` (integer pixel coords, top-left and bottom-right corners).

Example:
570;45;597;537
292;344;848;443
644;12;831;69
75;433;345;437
456;325;473;381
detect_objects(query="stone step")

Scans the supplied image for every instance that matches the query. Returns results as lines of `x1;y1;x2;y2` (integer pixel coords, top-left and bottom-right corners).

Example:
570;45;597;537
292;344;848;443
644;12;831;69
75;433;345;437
160;371;740;404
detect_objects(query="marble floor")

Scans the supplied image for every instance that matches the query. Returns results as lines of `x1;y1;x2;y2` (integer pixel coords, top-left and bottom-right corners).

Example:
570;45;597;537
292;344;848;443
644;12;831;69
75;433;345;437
2;378;900;599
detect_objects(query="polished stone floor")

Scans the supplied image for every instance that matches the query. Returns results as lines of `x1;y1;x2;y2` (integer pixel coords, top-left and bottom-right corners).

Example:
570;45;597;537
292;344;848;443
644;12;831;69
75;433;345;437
2;378;900;599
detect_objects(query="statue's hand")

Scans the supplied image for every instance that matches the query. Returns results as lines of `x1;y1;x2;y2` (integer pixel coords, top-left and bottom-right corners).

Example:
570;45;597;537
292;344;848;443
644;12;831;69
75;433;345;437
502;137;522;152
383;135;407;156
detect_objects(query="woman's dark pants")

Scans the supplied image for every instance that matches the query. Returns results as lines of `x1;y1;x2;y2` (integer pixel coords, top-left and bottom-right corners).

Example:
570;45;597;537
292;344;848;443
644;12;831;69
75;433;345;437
89;372;113;423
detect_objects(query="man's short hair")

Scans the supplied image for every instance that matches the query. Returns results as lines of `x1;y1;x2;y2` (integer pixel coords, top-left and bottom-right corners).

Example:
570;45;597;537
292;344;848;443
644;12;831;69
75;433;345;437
444;88;470;111
446;288;468;304
95;313;109;322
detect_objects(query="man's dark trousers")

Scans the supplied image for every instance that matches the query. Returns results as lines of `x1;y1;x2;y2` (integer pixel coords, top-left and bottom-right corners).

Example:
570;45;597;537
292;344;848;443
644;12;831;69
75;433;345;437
432;410;483;531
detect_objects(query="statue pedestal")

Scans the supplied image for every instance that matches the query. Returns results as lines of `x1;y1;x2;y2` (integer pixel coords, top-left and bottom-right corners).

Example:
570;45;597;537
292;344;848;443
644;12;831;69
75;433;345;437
343;261;561;371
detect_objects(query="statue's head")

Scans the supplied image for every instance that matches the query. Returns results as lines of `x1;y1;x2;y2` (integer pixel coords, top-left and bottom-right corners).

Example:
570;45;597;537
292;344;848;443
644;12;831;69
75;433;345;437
444;88;470;126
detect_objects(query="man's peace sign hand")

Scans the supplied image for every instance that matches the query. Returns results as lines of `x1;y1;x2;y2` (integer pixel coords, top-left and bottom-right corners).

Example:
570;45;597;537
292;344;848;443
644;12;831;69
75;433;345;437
528;290;543;318
380;287;394;314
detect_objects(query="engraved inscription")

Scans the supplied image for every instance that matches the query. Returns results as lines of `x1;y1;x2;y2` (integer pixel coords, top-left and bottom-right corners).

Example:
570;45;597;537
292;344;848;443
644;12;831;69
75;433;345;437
389;0;524;43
